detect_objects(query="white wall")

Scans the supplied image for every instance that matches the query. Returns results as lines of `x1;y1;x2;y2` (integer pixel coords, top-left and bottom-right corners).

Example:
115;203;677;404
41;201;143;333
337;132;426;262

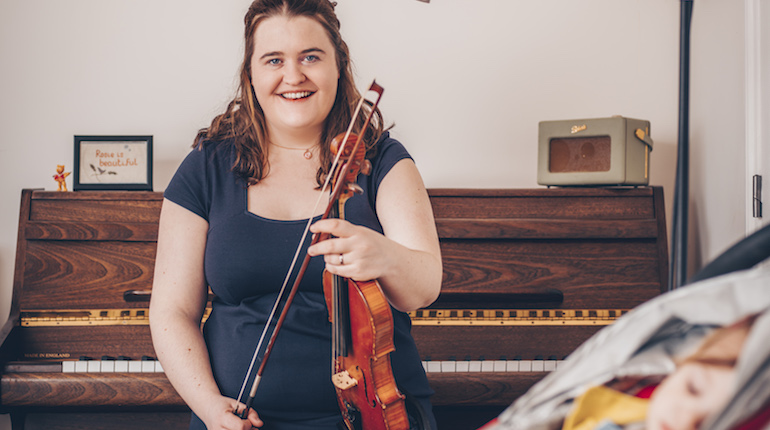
0;0;749;426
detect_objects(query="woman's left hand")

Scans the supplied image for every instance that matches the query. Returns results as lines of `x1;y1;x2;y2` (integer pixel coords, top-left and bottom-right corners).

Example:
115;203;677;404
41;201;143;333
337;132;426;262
307;218;393;282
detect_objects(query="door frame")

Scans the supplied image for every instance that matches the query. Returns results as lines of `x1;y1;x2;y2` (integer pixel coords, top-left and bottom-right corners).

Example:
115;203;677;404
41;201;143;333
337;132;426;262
745;0;768;233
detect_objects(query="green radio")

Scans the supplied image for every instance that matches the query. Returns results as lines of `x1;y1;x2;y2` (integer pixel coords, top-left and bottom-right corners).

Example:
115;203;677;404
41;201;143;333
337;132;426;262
537;116;653;186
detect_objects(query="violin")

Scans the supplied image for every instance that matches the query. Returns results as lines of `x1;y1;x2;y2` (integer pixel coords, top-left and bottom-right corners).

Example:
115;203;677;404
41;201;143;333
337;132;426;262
236;81;409;430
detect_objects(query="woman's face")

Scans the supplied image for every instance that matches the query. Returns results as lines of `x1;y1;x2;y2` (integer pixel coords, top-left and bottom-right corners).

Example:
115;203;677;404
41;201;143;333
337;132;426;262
250;14;339;140
646;361;736;430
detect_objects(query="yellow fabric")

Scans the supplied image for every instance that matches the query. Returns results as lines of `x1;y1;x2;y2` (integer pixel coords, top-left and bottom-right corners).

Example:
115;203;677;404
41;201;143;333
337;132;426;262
562;385;649;430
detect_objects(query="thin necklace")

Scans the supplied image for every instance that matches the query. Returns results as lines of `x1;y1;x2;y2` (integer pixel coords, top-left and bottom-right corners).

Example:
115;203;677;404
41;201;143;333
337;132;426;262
270;142;317;160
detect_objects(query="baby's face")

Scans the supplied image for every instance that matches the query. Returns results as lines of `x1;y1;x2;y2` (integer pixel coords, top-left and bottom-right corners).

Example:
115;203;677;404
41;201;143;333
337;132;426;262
646;361;736;430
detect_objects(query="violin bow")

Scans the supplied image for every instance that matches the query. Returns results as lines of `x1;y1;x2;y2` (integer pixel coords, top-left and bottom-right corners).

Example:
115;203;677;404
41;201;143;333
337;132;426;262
235;81;385;418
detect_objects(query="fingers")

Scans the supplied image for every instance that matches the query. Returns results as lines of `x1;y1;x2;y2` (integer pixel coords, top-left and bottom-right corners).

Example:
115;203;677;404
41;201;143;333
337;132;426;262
206;399;263;430
309;218;350;238
246;409;264;428
308;219;390;281
308;219;353;257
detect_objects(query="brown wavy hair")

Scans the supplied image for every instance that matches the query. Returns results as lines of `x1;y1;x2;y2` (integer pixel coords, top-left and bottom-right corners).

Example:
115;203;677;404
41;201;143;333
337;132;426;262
194;0;384;187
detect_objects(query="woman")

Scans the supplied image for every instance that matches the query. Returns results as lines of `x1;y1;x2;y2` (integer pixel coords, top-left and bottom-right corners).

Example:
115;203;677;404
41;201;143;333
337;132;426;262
148;1;442;429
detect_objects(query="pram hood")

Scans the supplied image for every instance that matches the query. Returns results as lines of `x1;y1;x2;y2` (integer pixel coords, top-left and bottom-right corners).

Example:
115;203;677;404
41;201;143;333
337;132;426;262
487;265;770;430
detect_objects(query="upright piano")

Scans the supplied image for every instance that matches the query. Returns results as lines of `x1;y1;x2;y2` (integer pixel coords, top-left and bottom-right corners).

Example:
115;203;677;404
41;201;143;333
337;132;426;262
0;187;668;429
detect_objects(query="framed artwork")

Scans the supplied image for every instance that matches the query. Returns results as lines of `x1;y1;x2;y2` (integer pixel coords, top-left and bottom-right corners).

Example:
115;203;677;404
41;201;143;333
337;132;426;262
73;135;153;191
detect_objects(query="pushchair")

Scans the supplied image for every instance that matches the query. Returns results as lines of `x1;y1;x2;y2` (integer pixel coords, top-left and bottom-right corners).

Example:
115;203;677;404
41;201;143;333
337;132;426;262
483;224;770;430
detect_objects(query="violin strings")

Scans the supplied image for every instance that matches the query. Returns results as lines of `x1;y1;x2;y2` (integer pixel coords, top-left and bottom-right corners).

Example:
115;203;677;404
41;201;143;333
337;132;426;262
235;84;372;407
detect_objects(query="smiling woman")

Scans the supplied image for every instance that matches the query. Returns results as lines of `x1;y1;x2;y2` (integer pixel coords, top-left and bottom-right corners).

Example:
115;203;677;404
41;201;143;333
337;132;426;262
148;1;442;430
250;15;340;140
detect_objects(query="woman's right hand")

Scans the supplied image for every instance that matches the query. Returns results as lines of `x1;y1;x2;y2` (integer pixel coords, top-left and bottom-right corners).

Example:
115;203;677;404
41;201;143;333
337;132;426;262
202;395;264;430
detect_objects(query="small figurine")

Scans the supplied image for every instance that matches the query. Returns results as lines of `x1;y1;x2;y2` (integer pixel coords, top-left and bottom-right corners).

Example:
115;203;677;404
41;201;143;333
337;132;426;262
53;164;71;191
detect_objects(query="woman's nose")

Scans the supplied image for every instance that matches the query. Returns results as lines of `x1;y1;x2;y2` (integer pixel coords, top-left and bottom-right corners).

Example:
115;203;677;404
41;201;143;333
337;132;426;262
283;62;306;85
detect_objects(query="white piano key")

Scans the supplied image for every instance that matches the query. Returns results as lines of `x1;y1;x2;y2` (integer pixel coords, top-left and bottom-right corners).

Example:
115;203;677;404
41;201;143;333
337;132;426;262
440;361;456;373
141;360;155;373
100;360;115;373
128;361;143;373
62;361;75;373
87;361;101;373
414;359;564;374
426;361;442;373
74;361;89;373
114;360;129;373
154;360;164;373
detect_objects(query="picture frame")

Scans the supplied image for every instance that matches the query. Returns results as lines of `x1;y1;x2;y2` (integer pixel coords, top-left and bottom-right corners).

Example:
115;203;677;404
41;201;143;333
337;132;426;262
73;135;153;191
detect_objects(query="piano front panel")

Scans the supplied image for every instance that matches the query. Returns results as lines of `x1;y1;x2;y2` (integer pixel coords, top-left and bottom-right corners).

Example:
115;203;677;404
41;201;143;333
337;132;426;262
28;192;161;223
438;239;662;309
21;241;156;311
428;189;656;220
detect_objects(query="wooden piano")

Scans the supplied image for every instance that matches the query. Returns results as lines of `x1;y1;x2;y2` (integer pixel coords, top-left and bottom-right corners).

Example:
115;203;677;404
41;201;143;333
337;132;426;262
0;187;668;430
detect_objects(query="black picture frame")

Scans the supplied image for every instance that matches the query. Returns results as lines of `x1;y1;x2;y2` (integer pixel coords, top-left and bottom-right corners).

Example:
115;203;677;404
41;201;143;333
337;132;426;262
73;135;153;191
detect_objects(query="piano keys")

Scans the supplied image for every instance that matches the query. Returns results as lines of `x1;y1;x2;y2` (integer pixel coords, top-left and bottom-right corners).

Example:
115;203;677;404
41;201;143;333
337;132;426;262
6;357;563;374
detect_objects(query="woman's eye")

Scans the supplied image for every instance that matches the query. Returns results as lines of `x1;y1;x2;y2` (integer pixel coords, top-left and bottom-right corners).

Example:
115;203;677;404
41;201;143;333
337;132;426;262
303;55;319;63
266;58;282;66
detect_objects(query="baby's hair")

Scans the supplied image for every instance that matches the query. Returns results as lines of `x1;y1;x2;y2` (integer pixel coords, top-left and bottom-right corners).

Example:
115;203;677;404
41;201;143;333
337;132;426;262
678;314;758;368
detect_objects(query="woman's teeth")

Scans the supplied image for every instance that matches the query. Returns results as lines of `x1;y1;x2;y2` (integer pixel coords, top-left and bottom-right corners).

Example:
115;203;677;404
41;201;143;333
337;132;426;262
281;91;312;100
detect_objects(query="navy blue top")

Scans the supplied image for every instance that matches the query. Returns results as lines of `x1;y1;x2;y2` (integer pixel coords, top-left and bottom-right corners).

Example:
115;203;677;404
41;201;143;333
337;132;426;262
164;133;434;428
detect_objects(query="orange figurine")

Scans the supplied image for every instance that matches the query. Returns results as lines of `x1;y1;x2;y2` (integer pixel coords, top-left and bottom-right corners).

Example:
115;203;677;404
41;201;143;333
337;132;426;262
53;164;71;191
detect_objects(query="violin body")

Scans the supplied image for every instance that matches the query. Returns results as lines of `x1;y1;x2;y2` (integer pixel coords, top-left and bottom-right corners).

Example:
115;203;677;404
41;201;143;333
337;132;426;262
323;271;409;430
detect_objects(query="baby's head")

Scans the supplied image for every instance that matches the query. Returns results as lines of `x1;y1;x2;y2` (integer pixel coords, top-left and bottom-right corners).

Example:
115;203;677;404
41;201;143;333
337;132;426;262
646;316;756;430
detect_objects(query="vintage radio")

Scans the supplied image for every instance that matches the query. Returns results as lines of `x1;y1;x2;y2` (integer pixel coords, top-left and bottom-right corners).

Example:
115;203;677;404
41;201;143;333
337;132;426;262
537;116;653;186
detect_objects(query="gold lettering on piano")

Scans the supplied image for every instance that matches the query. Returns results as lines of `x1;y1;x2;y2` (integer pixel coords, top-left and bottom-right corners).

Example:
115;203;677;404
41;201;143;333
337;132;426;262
23;352;71;359
407;309;626;326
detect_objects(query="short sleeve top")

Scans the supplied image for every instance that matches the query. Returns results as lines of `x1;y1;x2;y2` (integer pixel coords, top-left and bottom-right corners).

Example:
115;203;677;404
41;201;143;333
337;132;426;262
164;132;433;421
